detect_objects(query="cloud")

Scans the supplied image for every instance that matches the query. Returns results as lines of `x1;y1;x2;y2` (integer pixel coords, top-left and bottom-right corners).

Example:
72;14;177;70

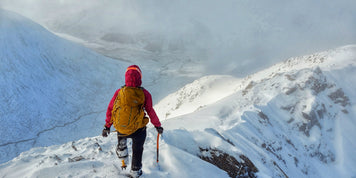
2;0;356;76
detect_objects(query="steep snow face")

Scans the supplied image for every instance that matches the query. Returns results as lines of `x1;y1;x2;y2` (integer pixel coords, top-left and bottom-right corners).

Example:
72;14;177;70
1;46;355;177
0;9;128;164
161;45;356;177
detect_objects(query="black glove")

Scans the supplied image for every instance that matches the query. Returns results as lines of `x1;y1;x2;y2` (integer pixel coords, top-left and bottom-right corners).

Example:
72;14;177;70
155;126;163;134
102;126;110;137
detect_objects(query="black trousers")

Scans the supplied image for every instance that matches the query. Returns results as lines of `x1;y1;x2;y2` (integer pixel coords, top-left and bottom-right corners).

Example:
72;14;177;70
117;127;147;171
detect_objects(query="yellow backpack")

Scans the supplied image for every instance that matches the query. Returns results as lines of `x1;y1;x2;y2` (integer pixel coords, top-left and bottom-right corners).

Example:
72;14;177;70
111;86;149;136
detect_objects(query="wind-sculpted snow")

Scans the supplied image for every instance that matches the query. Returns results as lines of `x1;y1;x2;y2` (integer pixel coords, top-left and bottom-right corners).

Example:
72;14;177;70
0;9;128;164
157;45;356;177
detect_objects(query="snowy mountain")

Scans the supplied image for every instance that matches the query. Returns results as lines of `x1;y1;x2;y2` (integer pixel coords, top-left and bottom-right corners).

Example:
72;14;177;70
160;45;356;177
1;37;355;177
0;9;129;164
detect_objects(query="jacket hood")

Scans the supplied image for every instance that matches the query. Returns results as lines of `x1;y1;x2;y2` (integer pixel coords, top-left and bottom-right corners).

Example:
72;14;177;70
125;65;142;87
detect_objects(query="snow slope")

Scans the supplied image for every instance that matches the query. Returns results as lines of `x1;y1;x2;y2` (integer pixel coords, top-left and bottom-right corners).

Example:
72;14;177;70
1;42;355;177
0;8;203;165
0;9;129;164
160;45;356;177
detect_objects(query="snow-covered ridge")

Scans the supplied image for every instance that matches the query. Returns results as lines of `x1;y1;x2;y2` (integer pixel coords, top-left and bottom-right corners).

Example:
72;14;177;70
155;75;241;120
156;45;356;120
161;45;356;177
0;129;231;178
2;45;355;177
0;9;128;164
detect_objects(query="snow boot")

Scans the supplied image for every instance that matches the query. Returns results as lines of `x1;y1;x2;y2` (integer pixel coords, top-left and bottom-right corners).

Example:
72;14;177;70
129;169;143;178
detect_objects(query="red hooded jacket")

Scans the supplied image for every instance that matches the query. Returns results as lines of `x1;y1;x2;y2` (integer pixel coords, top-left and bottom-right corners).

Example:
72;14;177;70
105;65;161;128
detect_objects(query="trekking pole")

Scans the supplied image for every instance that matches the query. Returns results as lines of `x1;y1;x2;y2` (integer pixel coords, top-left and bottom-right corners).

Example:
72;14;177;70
156;133;160;163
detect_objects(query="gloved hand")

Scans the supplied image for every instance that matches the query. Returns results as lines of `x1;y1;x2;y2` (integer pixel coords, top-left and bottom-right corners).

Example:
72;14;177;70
102;126;110;137
155;126;164;134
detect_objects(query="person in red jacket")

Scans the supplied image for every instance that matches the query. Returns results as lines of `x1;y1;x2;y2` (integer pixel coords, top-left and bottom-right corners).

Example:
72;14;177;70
102;65;163;177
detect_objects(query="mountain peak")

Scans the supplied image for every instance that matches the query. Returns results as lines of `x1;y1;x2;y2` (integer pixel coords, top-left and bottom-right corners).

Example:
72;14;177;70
155;45;356;177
